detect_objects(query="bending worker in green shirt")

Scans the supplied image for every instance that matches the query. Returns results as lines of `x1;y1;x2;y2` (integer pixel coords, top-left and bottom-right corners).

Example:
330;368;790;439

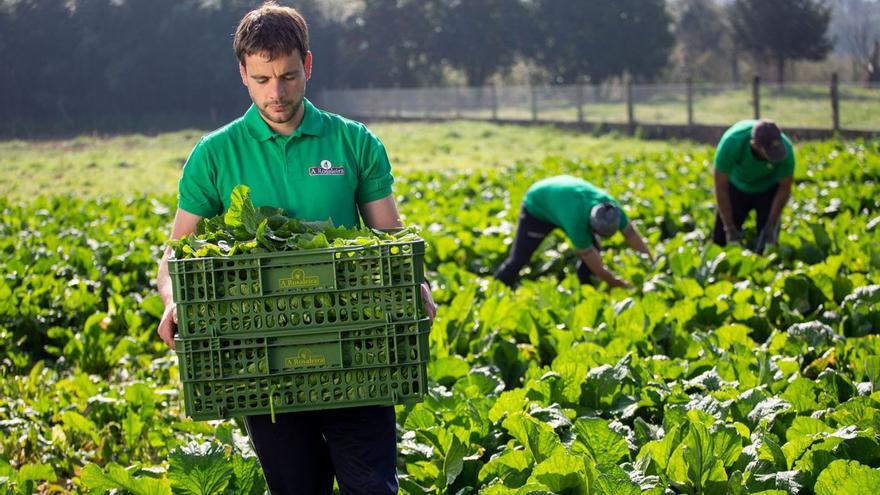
494;175;652;288
153;3;435;493
712;119;795;252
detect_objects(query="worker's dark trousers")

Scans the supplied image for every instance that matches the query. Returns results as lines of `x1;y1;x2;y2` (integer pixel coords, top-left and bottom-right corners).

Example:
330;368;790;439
494;205;597;286
712;182;779;246
244;405;398;495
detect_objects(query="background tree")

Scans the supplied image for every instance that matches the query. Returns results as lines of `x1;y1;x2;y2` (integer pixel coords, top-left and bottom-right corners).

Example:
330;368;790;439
671;0;729;81
531;0;674;84
730;0;833;84
830;0;880;82
433;0;530;87
338;0;443;88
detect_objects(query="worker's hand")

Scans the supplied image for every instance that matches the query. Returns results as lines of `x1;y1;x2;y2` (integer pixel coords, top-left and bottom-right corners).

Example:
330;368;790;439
762;222;779;247
157;303;178;350
724;225;743;245
421;280;437;322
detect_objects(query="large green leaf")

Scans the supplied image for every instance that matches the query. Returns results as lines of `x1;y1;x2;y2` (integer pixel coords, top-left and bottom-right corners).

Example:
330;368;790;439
527;451;590;495
479;449;532;488
814;459;880;495
224;185;259;236
168;442;233;495
594;463;641;495
571;417;630;466
502;413;566;465
81;463;171;495
667;421;728;495
442;435;468;489
60;410;101;445
429;356;471;387
231;455;265;495
16;464;56;483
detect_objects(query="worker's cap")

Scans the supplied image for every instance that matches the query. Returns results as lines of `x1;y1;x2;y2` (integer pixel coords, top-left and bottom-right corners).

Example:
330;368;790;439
590;202;621;238
752;119;788;162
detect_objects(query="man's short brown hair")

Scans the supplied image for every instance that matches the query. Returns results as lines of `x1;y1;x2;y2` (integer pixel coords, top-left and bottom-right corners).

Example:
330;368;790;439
233;1;309;66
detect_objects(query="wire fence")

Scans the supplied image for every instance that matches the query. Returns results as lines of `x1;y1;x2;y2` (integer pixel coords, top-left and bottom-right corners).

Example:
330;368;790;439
319;76;880;132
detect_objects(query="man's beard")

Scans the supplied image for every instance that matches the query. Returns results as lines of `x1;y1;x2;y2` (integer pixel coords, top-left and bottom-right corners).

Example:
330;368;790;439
260;97;303;124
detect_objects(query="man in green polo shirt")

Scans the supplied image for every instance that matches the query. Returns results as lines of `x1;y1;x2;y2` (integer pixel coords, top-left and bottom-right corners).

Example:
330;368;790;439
494;175;652;288
712;119;795;252
153;3;434;494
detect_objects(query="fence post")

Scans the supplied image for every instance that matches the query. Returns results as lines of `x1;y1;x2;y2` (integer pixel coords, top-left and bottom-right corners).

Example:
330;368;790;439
686;76;694;126
531;84;538;122
831;72;840;132
423;88;431;119
752;75;761;119
455;87;462;119
626;78;634;129
576;83;584;124
491;84;498;121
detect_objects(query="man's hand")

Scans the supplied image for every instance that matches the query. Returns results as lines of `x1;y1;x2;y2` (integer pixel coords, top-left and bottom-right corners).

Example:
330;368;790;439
155;209;201;350
763;222;779;246
157;303;178;349
421;280;437;322
725;225;743;245
756;221;779;254
577;248;629;290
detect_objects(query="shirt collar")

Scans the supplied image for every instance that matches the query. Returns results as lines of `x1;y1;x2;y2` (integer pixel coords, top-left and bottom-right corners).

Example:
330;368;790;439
244;97;324;142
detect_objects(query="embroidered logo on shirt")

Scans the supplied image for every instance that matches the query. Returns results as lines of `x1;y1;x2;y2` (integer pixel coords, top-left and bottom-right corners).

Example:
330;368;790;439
309;159;346;176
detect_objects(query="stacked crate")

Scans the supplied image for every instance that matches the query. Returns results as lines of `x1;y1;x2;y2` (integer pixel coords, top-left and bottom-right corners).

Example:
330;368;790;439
169;240;428;420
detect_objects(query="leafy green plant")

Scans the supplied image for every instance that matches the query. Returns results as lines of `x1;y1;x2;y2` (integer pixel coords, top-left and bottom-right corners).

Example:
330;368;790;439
170;185;419;258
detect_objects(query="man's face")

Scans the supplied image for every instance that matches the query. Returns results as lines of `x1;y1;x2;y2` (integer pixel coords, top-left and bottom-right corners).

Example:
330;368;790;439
239;49;312;127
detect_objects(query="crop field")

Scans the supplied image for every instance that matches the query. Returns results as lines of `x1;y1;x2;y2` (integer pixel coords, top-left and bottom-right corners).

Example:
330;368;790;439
1;122;879;494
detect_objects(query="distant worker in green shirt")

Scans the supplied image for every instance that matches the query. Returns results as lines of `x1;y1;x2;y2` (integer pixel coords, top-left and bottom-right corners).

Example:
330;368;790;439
712;119;795;252
494;175;652;288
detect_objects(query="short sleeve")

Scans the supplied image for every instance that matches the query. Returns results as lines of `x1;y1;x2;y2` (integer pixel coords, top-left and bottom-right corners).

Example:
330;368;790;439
776;138;796;179
178;138;223;218
618;207;630;230
356;128;395;204
713;131;739;174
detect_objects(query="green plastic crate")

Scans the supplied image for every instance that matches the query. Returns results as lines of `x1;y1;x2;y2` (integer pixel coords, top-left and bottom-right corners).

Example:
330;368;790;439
175;318;430;420
168;240;424;338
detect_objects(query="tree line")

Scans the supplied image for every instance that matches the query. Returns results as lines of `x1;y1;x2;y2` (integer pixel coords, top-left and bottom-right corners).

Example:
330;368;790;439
0;0;845;135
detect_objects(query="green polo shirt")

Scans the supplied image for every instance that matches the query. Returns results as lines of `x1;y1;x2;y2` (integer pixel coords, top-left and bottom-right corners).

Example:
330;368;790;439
714;119;795;194
523;175;628;250
178;98;394;228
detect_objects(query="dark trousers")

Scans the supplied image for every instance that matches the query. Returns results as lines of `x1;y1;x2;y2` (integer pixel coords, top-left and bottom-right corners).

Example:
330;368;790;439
712;182;779;246
244;405;398;495
494;206;597;286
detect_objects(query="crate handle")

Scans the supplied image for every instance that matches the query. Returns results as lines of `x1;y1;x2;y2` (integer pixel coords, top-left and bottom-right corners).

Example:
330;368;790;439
269;385;277;424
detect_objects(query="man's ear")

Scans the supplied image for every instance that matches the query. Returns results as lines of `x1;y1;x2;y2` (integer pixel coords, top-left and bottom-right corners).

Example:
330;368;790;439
304;51;313;80
239;63;248;87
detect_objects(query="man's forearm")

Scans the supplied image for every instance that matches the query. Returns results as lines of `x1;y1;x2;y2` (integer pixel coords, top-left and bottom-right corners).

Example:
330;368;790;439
625;229;652;259
715;183;736;230
360;195;403;230
767;188;791;227
157;247;175;307
580;251;626;288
